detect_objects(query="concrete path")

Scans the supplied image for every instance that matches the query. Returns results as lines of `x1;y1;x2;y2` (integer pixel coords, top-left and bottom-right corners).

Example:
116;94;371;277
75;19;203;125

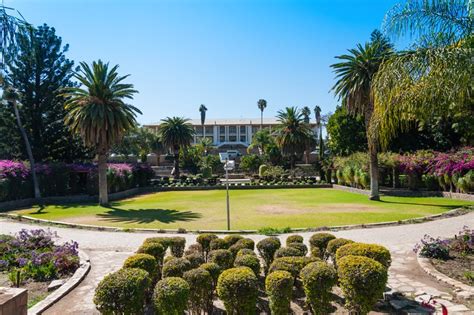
1;212;473;314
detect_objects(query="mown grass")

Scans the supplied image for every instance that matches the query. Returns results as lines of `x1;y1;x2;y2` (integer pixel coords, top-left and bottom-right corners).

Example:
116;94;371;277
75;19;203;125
13;188;473;230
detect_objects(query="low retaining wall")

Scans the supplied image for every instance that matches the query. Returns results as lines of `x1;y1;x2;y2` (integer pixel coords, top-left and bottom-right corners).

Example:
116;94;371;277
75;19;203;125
156;184;331;192
0;287;27;315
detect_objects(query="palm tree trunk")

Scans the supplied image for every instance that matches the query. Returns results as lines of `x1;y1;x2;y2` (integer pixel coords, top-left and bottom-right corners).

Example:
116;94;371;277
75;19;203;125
12;99;41;199
369;146;380;200
98;151;108;205
260;111;263;130
173;148;180;179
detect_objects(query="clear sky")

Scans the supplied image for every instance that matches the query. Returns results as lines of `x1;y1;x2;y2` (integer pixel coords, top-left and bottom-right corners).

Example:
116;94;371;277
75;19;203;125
10;0;401;124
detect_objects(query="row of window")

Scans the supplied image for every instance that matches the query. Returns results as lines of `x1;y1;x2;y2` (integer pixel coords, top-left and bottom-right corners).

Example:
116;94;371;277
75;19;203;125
193;125;265;143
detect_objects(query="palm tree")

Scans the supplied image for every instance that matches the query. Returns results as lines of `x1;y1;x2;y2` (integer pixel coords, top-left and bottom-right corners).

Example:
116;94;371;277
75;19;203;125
257;99;267;130
275;107;314;168
372;0;472;148
331;30;394;200
199;104;207;140
314;105;324;160
63;60;140;205
247;128;274;155
158;117;195;179
301;106;311;124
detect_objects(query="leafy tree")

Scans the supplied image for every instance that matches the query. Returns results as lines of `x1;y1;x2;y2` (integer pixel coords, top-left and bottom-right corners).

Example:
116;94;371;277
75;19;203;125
247;128;274;155
180;146;202;174
63;60;140;205
301;106;311;123
239;154;263;174
275;107;314;168
331;30;394;200
199;104;207;139
112;126;161;161
257;99;267;129
0;101;20;158
326;106;367;156
158;117;195;179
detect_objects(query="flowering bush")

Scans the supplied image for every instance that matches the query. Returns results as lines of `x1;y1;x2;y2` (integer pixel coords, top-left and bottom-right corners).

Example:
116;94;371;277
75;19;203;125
414;234;450;260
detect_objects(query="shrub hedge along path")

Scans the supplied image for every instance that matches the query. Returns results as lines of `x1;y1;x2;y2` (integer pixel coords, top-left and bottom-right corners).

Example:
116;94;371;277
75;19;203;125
12;188;473;230
1;210;473;314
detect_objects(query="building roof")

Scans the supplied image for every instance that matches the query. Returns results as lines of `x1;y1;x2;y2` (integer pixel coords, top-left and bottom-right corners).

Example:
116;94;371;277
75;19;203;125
145;117;284;126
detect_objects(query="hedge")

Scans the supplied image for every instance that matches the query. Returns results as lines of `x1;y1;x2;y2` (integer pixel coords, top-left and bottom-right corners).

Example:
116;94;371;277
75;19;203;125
183;268;213;314
196;233;218;258
169;237;186;257
300;261;337;314
257;237;281;273
269;256;319;279
229;238;255;257
153;277;190;315
286;235;304;245
137;242;166;265
199;262;222;289
326;238;354;265
336;243;391;268
309;233;336;258
123;253;158;280
234;254;261;276
274;246;304;258
217;267;258;315
287;242;308;256
265;270;294;315
162;257;192;278
208;249;234;270
223;235;244;247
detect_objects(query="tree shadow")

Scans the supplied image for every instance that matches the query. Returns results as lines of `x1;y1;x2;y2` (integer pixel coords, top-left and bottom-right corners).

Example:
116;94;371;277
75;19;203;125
96;206;202;224
377;199;466;209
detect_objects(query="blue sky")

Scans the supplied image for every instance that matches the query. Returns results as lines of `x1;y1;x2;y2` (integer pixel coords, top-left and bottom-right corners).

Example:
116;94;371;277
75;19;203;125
11;0;401;124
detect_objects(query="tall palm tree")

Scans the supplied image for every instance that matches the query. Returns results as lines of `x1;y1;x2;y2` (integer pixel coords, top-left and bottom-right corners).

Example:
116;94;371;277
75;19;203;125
63;60;140;205
331;30;394;200
314;105;324;160
301;106;311;124
158;117;195;179
199;104;207;140
275;107;314;168
257;99;267;130
247;128;274;155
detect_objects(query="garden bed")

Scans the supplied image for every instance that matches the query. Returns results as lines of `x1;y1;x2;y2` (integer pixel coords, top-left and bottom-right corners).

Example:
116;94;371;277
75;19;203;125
431;251;474;286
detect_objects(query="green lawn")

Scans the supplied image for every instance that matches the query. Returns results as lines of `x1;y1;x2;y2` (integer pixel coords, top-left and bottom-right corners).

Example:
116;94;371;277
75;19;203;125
13;188;473;230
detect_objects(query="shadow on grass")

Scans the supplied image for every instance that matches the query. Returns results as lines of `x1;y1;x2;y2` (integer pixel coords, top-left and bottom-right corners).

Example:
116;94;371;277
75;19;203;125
377;199;465;209
96;206;202;224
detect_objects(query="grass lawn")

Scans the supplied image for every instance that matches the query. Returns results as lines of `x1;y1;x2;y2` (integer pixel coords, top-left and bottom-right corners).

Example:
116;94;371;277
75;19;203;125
13;188;473;231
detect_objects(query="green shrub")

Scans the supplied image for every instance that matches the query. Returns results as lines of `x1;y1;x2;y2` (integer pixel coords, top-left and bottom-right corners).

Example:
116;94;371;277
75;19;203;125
169;237;186;257
309;233;336;258
208;249;234;270
200;262;222;288
287;242;308;256
217;267;258;315
184;243;203;256
143;237;172;249
286;234;303;245
209;238;228;250
196;233;218;258
269;256;319;279
153;277;190;315
310;247;322;259
240;154;263;174
183;268;213;314
326;238;354;264
257;237;281;273
184;252;205;269
94;268;150;314
300;261;337;314
265;270;293;315
123;254;158;279
274;246;304;258
229;238;255;256
259;164;268;177
162;257;192;278
223;235;243;247
137;242;166;264
336;243;391;268
337;255;388;314
234;254;261;276
236;248;256;257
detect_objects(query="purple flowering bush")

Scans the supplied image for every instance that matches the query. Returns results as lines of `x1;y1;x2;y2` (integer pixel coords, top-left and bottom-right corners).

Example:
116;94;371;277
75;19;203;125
0;229;79;283
414;226;473;260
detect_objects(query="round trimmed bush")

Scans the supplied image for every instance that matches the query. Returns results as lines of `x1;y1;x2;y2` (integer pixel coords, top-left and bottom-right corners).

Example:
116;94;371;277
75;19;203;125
300;261;337;314
287;242;308;256
265;270;294;315
286;234;303;245
196;233;218;257
169;237;186;257
162;257;192;278
269;256;319;279
326;238;354;264
183;268;213;314
209;238;228;250
257;237;281;273
94;268;150;314
336;243;391;268
143;237;171;249
184;243;203;256
223;234;243;247
274;246;304;258
137;242;166;264
337;255;388;314
123;253;158;279
200;262;222;288
208;249;234;270
153;277;190;315
185;252;205;269
234;254;261;276
309;233;336;258
217;267;258;314
229;238;255;256
236;248;256;257
310;247;322;259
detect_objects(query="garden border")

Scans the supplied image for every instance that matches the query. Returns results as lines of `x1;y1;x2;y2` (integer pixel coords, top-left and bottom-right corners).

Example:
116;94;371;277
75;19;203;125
416;253;474;300
27;250;91;315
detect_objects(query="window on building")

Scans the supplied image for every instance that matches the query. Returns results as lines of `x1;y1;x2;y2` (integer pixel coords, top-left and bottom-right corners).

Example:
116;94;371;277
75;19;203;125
195;126;203;135
240;126;247;142
228;126;236;134
219;126;226;142
205;126;213;135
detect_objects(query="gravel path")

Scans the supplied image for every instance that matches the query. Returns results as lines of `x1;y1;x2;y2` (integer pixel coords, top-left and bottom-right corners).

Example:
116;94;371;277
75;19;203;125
1;212;473;314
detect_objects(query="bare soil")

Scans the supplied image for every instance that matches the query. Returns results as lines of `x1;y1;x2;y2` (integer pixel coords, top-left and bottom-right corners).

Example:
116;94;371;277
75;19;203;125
431;252;474;286
256;203;376;215
0;272;51;308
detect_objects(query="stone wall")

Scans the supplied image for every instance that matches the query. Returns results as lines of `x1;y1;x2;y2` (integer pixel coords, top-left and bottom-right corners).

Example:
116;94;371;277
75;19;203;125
0;287;27;315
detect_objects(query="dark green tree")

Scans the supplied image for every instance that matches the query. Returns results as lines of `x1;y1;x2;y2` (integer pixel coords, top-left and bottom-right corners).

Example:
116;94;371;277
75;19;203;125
326;106;367;156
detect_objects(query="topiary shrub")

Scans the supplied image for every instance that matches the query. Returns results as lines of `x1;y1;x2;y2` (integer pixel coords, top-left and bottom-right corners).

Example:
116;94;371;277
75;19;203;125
234;254;261;276
274;246;304;258
210;238;228;250
236;248;256;257
183;268;213;314
208;249;234;270
137;242;166;265
229;238;255;256
223;235;244;247
287;242;308;256
123;253;158;280
153;277;190;315
94;268;150;314
143;237;171;250
309;233;336;258
200;262;222;289
286;234;303;245
257;237;281;273
326;238;354;265
185;252;205;269
217;267;258;315
337;255;388;314
265;270;294;315
196;233;218;258
162;257;192;278
259;164;268;177
169;237;186;257
336;243;391;268
184;243;203;256
300;261;337;314
269;256;319;279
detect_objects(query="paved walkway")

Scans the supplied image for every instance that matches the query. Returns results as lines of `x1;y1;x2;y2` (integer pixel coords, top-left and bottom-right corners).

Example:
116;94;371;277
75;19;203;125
1;212;473;314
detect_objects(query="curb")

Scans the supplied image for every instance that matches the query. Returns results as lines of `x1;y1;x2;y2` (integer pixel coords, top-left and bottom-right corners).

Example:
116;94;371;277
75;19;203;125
2;207;471;235
416;253;474;300
28;250;91;315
